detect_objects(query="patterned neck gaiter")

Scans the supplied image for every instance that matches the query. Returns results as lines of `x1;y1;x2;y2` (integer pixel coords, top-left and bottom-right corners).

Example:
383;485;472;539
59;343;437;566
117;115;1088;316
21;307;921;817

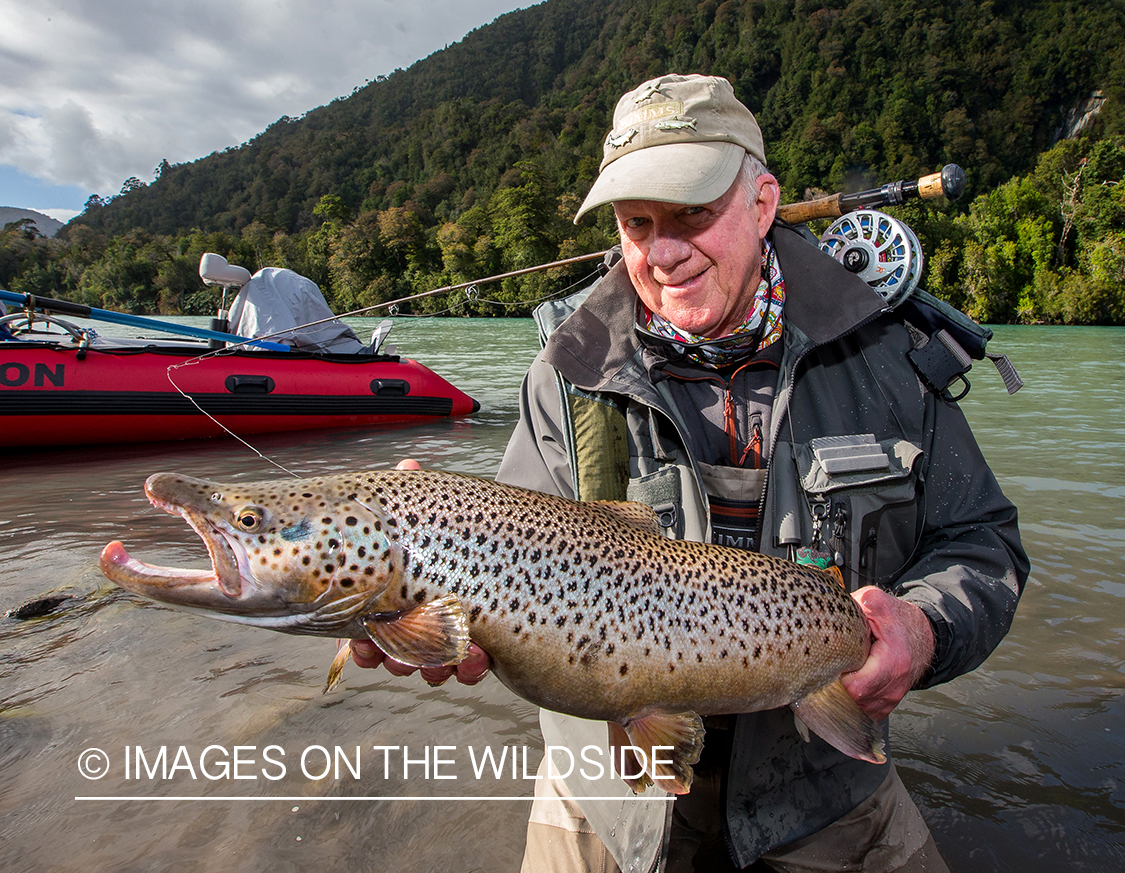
641;239;785;367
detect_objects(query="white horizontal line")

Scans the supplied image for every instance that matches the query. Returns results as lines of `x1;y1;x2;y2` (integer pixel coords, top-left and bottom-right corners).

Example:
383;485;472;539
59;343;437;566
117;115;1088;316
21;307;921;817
75;795;671;802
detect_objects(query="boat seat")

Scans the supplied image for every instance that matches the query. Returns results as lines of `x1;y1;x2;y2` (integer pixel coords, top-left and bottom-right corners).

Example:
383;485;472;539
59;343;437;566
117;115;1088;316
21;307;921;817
199;253;252;288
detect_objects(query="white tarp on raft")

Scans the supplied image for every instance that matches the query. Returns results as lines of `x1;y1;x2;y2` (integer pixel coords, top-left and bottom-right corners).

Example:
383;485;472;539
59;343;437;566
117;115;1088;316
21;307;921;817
227;267;366;354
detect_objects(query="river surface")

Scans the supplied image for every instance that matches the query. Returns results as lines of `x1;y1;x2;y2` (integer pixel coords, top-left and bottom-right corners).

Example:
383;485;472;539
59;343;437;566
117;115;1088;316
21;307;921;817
1;318;1122;872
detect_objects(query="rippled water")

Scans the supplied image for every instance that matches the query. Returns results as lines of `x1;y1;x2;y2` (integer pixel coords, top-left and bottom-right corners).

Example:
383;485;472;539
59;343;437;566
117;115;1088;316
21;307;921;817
1;319;1121;872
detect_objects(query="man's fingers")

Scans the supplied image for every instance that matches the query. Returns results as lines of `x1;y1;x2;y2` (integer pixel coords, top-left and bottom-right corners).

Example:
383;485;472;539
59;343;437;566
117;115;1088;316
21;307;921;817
350;638;490;686
455;643;492;685
349;638;386;668
420;665;455;686
350;639;419;677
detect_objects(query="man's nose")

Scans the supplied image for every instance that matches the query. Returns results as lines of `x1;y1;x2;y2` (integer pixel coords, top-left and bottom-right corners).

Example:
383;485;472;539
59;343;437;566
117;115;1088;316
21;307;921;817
647;227;692;268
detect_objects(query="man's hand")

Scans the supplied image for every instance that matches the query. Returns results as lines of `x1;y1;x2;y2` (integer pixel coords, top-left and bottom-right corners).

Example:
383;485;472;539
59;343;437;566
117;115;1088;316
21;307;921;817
347;456;492;687
349;639;492;687
841;586;935;721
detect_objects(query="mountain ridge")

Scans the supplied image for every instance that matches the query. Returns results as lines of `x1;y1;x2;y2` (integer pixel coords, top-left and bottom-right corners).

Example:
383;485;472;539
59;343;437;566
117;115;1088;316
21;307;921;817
0;207;64;238
70;0;1124;239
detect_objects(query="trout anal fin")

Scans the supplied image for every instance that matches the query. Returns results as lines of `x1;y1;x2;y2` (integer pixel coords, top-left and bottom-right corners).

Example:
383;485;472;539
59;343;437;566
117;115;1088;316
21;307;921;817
362;593;470;668
790;679;886;764
616;710;705;795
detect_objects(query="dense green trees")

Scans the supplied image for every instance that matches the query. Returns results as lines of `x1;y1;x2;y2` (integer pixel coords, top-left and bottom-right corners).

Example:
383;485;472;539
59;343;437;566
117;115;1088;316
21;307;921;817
3;0;1124;324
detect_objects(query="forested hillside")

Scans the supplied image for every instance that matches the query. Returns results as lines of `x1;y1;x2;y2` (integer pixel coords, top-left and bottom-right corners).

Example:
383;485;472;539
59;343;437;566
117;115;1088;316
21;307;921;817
3;0;1124;324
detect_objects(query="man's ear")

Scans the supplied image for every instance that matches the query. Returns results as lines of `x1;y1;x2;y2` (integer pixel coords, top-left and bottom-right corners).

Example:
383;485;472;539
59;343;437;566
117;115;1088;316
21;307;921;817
756;174;781;236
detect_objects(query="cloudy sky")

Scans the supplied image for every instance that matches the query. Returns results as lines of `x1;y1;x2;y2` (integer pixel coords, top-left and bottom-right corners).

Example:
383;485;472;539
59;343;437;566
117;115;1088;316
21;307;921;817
0;0;530;221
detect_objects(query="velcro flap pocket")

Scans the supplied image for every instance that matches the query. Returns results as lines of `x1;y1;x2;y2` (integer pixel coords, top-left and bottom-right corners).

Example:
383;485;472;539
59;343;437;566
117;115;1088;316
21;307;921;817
797;434;922;494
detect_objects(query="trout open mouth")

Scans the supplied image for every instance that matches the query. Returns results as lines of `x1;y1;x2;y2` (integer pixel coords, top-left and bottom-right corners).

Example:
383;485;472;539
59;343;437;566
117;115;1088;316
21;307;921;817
99;487;244;602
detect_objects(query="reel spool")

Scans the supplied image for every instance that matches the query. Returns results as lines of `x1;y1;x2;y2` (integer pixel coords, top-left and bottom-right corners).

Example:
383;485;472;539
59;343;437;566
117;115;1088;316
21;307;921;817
818;209;924;307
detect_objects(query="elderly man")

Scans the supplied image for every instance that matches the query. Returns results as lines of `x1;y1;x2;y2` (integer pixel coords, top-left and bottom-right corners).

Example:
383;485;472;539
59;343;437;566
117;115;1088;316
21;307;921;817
353;74;1027;872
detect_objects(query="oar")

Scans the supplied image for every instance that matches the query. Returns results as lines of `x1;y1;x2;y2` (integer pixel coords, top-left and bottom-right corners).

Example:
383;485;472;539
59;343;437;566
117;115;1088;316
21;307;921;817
0;289;290;351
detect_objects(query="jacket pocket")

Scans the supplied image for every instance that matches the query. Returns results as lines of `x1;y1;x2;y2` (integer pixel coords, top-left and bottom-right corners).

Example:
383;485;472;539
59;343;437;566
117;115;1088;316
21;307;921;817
791;435;922;591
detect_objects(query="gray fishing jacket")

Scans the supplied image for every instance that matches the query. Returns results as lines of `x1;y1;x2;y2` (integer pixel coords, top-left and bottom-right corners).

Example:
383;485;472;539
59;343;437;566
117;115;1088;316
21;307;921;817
496;224;1028;871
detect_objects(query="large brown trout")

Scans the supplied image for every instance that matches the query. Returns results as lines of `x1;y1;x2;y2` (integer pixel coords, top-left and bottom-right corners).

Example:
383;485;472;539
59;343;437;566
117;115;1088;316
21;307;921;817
100;469;885;793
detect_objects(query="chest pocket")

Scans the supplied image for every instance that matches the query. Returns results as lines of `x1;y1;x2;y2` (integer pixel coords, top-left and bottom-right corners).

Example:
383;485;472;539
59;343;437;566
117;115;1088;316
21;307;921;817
778;434;922;592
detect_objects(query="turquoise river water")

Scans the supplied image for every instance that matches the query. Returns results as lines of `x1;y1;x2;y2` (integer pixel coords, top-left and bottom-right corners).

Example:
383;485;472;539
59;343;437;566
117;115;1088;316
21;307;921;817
0;317;1122;872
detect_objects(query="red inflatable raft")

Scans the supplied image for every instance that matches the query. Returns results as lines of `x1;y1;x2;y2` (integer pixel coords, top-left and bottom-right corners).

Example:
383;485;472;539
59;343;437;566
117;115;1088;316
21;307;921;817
0;335;478;448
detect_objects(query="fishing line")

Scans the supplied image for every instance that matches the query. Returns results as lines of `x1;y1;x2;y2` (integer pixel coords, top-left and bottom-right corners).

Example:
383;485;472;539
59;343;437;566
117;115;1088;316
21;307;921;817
214;250;610;349
161;251;608;471
164;353;303;479
395;266;602;318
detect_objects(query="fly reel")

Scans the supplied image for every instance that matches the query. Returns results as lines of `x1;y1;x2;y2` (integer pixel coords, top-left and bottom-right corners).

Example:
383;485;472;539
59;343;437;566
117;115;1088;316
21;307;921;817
818;209;924;307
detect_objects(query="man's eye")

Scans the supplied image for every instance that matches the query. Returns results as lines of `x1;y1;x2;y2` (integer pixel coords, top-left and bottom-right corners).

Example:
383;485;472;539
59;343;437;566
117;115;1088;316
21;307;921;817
624;217;648;229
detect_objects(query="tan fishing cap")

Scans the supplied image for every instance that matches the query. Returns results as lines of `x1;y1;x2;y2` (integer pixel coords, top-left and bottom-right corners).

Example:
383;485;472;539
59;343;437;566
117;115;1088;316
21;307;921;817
574;73;766;222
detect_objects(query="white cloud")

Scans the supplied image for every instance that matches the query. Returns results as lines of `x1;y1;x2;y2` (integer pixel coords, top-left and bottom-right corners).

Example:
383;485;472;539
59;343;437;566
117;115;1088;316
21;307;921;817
0;0;528;198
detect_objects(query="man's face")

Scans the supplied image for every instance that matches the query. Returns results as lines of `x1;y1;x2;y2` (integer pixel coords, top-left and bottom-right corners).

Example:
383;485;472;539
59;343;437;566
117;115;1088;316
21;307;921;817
613;170;780;338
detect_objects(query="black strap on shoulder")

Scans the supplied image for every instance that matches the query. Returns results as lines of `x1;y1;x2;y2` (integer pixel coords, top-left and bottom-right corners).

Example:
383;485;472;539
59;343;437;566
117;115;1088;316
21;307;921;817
899;290;1023;399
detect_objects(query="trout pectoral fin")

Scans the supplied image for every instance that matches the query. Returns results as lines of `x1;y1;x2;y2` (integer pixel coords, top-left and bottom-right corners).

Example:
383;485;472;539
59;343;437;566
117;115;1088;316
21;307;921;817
362;593;470;668
323;639;351;694
617;710;705;796
790;679;887;765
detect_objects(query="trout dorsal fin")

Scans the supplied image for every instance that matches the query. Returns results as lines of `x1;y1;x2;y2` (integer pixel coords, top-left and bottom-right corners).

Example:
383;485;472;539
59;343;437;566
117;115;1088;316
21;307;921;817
362;593;470;668
589;501;663;536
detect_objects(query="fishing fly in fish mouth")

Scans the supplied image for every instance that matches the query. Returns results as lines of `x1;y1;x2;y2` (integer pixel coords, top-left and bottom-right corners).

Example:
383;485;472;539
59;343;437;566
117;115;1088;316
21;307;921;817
101;467;885;796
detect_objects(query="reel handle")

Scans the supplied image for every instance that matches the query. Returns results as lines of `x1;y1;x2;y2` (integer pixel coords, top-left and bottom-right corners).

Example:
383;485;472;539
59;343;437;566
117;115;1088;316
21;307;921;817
777;164;966;224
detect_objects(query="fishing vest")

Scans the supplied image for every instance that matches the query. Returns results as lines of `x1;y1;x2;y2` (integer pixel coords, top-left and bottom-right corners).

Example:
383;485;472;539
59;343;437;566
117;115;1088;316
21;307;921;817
529;229;965;870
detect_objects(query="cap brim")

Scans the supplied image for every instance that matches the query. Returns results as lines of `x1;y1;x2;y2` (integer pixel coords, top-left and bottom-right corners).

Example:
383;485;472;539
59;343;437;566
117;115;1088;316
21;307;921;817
574;141;745;223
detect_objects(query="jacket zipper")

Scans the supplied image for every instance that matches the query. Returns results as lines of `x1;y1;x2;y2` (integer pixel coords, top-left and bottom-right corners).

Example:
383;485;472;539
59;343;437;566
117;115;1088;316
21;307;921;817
755;308;891;552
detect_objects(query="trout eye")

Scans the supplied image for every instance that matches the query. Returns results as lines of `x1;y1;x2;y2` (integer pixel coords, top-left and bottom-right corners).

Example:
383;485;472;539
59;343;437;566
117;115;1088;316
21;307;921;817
232;506;266;532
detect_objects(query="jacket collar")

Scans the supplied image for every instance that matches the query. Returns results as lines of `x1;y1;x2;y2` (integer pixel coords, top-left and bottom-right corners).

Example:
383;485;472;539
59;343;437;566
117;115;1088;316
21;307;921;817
541;224;888;394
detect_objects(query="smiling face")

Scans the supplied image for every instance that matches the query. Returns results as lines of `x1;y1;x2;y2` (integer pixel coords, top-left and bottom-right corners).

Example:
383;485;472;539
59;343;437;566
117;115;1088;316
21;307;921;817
614;166;780;338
